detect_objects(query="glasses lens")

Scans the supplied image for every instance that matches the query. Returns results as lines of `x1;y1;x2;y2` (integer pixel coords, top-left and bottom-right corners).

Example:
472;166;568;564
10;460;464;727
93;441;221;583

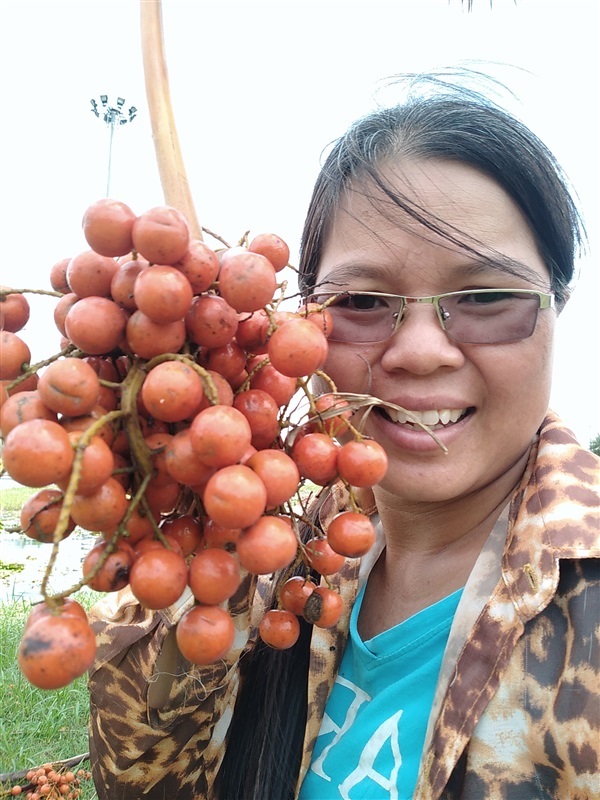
309;293;401;343
441;291;541;344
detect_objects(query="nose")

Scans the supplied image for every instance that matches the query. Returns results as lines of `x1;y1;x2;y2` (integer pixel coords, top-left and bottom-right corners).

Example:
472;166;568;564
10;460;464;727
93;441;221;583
379;304;465;375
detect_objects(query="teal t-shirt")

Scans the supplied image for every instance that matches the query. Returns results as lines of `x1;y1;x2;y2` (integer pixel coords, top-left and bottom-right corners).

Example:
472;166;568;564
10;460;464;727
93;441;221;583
299;586;463;800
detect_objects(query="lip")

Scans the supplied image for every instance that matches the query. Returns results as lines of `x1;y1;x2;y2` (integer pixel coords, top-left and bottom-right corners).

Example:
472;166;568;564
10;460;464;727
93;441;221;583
367;404;474;454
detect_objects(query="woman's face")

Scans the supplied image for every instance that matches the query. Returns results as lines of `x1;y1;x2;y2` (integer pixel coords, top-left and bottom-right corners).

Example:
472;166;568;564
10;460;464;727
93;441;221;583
315;159;556;504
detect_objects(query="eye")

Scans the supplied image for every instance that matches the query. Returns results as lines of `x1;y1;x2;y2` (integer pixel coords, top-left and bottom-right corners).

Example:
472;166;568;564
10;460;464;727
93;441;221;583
456;290;514;305
344;293;392;311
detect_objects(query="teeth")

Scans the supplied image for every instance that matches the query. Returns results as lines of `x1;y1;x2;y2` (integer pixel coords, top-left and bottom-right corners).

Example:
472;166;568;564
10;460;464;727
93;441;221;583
384;407;467;426
420;410;440;426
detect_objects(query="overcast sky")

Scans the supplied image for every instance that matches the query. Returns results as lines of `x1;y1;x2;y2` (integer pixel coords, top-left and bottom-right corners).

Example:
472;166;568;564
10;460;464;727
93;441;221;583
1;0;598;443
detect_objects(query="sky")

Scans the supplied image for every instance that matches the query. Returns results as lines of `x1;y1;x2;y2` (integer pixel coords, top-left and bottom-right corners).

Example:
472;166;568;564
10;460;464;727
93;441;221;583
1;0;598;444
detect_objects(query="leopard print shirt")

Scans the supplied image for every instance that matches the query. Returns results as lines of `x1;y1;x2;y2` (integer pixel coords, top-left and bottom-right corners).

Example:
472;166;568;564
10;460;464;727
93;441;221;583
88;412;600;799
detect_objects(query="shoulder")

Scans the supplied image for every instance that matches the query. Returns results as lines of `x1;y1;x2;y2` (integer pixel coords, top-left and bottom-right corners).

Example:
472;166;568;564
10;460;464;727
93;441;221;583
512;411;600;559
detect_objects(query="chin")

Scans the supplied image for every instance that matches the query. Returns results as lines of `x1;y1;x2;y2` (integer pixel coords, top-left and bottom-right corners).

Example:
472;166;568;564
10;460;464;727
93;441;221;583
374;472;467;505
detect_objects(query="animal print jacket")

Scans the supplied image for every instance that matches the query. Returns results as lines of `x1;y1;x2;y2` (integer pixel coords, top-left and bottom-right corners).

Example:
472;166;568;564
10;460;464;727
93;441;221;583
88;412;600;799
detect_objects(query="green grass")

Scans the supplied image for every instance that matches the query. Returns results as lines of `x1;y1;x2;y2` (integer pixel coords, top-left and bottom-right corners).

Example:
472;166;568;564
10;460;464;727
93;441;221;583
0;485;36;517
0;592;100;798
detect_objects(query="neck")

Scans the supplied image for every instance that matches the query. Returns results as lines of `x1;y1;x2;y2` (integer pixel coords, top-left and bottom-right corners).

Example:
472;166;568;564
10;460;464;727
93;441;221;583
372;447;530;559
358;449;530;634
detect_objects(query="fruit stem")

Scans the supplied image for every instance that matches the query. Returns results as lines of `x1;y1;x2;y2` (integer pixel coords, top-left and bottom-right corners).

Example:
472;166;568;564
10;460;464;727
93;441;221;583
5;344;79;392
40;409;125;603
0;287;63;298
120;362;155;477
201;226;231;248
140;0;201;238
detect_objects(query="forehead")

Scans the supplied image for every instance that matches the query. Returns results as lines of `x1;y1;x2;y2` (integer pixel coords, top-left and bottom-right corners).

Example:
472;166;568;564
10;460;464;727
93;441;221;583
317;159;549;289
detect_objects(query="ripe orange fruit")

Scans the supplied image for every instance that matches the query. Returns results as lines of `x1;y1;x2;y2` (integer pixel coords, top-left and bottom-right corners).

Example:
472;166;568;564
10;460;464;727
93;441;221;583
203;465;267;529
0;290;30;332
280;576;317;616
304;537;345;575
0;390;57;438
82;198;136;257
64;296;128;355
3;419;74;487
125;311;186;359
176;605;235;665
82;540;135;592
141;361;204;423
69;477;128;531
160;515;204;557
218;251;277;312
37;357;101;417
175;239;220;293
267;318;328;378
188;548;241;605
236;515;297;575
185;294;239;348
189;405;252;468
233;389;281;451
303;586;344;628
18;615;97;690
133;265;194;323
336;439;388;487
129;548;188;609
20;488;75;543
66;250;119;298
326;511;376;558
132;205;190;265
292;432;339;485
49;257;72;293
248;232;290;272
24;598;89;631
246;449;300;508
111;259;147;310
0;331;31;381
259;609;300;649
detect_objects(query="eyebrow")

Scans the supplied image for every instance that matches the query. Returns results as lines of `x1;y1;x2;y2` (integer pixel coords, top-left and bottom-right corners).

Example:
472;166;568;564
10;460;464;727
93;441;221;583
317;254;548;291
458;255;548;287
314;263;393;291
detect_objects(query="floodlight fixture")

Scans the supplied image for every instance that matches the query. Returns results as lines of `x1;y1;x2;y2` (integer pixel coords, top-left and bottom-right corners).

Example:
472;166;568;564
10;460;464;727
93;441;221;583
89;93;137;196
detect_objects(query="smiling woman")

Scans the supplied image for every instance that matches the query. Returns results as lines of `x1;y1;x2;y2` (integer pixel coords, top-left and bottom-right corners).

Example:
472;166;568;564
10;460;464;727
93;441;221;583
87;75;600;800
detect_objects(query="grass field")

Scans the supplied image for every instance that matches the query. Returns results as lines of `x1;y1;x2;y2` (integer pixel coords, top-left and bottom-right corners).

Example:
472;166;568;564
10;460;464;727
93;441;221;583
0;484;36;517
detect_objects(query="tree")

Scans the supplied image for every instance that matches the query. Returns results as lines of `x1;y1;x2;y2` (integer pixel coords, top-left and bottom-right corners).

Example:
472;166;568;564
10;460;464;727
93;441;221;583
589;434;600;457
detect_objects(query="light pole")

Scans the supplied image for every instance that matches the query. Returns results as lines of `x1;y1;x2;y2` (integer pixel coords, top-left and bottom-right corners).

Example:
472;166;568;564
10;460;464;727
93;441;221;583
90;95;137;196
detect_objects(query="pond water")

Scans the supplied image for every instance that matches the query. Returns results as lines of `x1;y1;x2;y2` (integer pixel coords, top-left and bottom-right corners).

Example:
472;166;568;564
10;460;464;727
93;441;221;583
0;520;99;604
0;475;101;603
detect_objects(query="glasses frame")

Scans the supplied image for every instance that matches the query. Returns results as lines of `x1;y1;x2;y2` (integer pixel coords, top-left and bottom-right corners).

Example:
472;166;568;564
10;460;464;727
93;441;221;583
307;288;555;345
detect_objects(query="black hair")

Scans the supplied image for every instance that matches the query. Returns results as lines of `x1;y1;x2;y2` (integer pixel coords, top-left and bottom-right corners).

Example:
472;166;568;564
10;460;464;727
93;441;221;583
299;73;585;308
214;499;323;800
214;615;312;800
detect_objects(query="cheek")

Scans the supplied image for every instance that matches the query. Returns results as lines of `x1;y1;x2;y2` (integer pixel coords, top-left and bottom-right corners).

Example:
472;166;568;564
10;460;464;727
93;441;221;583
323;344;377;393
480;325;555;422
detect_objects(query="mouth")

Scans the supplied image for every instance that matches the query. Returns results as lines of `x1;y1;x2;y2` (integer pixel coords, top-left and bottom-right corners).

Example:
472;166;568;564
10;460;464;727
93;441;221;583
376;406;473;431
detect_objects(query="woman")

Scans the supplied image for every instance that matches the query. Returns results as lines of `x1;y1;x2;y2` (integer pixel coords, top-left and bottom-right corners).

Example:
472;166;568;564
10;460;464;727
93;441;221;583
88;76;600;800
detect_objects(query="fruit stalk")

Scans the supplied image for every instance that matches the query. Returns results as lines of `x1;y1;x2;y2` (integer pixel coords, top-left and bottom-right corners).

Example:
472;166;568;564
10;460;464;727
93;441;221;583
140;0;202;238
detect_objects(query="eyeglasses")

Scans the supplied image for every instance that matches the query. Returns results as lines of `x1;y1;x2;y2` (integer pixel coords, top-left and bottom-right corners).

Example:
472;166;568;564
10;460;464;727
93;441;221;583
307;289;555;345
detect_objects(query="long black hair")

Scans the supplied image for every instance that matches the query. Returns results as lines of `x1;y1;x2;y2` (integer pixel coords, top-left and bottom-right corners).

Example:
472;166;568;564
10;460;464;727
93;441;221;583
215;72;585;799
